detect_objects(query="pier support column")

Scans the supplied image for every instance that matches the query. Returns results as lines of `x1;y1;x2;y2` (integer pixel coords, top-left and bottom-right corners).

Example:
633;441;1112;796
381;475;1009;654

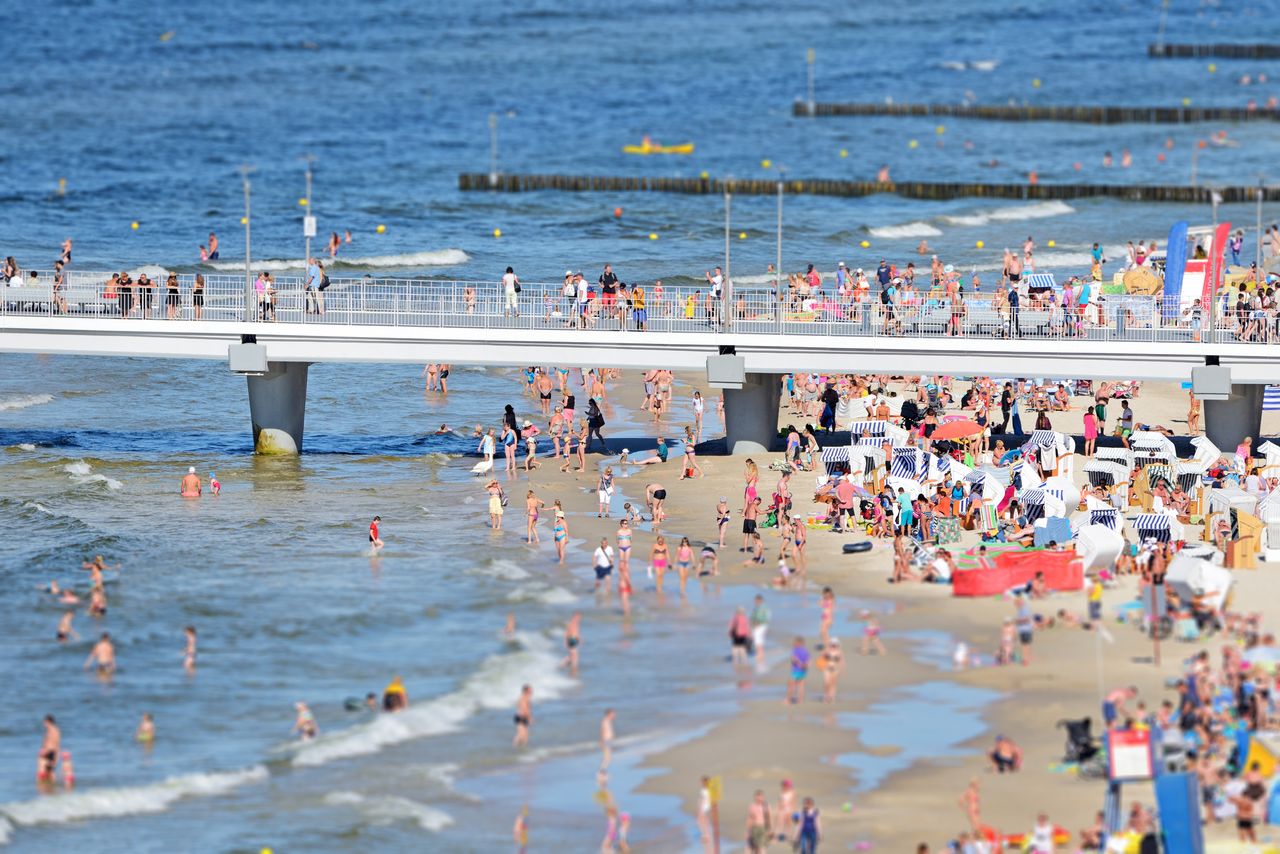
722;373;781;455
1203;384;1263;454
247;362;310;455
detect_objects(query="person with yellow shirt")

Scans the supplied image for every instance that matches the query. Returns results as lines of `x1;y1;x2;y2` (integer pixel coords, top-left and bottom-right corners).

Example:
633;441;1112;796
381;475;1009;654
632;284;646;331
1087;577;1104;622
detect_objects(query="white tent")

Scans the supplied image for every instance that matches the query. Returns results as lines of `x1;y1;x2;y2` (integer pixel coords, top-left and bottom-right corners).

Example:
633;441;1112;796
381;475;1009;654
1165;553;1234;613
1207;487;1258;517
1077;523;1124;573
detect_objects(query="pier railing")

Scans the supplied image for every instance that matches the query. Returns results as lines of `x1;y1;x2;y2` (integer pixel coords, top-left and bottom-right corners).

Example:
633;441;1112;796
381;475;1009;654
0;269;1258;345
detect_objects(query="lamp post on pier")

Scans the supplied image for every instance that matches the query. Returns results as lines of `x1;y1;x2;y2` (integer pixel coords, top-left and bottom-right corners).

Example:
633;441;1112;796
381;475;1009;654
238;164;256;322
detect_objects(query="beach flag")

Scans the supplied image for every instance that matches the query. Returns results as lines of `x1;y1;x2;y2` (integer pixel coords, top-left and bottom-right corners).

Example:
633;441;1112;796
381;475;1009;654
1264;386;1280;411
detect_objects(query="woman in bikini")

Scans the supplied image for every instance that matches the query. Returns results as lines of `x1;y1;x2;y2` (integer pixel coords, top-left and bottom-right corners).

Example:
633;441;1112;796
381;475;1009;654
650;536;669;594
525;490;546;544
861;615;886;655
675;537;695;594
715;497;730;548
552;503;569;564
616;518;632;575
743;458;759;510
792;518;808;577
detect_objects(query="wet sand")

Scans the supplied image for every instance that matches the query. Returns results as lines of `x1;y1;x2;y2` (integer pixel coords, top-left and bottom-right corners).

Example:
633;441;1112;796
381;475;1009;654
529;373;1280;849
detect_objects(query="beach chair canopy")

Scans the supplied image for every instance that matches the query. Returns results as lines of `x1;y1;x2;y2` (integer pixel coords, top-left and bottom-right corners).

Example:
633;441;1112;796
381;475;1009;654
1165;554;1233;613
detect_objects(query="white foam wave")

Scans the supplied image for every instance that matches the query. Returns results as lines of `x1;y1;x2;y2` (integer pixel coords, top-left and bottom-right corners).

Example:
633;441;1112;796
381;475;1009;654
505;583;577;605
206;249;469;272
63;460;123;491
0;393;54;412
0;817;10;845
23;502;53;515
968;59;999;71
324;792;453;832
290;631;574;768
867;221;942;239
942;200;1075;227
127;265;171;280
17;444;36;451
472;559;531;581
0;766;266;827
971;250;1099;274
939;60;966;71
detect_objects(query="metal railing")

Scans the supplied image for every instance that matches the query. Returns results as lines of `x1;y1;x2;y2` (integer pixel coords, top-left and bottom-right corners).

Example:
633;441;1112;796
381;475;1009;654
0;269;1268;345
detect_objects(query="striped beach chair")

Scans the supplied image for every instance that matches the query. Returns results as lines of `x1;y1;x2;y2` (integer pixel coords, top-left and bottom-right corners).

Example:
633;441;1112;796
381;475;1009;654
1133;513;1172;542
1089;508;1121;530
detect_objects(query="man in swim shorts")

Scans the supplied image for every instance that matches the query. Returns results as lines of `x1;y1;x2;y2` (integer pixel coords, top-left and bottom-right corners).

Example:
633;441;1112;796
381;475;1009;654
593;538;615;592
180;466;201;497
787;637;809;704
37;715;60;782
513;684;533;748
83;632;116;675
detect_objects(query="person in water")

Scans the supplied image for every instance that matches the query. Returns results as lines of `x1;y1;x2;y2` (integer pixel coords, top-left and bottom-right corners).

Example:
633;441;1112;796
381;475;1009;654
136;712;155;743
293;702;318;740
368;516;384;551
209;472;220;496
180;466;201;497
382;675;409;712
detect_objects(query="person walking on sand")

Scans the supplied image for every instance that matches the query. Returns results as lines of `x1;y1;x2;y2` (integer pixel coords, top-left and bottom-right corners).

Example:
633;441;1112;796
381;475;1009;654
598;466;614;517
793;797;821;854
650;536;669;594
787;637;810;704
861;615;886;655
513;684;533;748
599;708;616;772
746;789;772;853
774;779;798;843
593;538;615;593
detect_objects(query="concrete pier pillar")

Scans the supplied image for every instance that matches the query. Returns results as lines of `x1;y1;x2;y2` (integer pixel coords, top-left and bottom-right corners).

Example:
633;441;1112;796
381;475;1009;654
722;373;781;455
247;362;309;455
1203;384;1263;454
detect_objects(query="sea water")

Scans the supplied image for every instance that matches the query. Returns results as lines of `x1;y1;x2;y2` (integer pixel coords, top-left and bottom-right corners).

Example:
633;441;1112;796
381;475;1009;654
0;355;848;851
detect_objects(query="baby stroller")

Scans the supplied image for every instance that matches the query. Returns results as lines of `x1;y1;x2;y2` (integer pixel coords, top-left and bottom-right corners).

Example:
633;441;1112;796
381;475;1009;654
1057;717;1100;763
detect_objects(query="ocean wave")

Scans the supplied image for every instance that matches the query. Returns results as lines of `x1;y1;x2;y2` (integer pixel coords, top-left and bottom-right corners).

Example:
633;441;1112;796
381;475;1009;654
470;559;532;581
867;221;942;239
23;502;54;515
323;792;453;832
505;583;577;606
0;394;54;412
0;766;267;827
0;817;10;845
205;249;469;272
290;631;574;768
942;200;1075;227
126;264;171;280
63;460;123;491
16;443;36;451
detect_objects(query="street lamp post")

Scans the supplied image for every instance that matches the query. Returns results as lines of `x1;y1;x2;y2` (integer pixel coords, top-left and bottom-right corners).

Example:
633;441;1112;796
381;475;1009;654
776;169;785;330
488;113;499;188
238;165;255;321
1257;181;1264;276
301;154;316;270
723;182;731;329
806;48;815;116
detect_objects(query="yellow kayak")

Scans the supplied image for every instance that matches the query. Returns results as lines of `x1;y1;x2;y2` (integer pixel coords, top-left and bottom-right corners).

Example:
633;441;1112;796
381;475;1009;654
623;142;695;155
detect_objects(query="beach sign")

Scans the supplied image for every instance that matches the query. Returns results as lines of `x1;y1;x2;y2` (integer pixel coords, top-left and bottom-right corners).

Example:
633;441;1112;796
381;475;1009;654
1107;729;1154;782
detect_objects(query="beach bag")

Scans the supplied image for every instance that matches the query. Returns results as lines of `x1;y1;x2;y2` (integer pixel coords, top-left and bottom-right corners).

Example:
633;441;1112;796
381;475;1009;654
499;489;509;507
514;281;521;293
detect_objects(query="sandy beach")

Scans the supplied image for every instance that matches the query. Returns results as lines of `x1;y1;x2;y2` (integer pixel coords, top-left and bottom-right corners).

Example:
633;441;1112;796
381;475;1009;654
509;369;1280;850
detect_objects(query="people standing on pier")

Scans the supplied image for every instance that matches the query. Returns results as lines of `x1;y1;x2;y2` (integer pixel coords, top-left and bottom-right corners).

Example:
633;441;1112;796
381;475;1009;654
503;266;521;317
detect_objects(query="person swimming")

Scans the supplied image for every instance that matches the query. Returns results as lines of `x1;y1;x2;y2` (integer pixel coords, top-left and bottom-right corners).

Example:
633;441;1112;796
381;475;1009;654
382;675;409;712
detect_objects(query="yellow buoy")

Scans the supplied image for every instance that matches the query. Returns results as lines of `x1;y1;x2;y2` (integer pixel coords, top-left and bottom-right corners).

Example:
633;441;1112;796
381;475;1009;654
975;240;985;249
159;30;176;42
649;232;658;240
935;125;946;135
761;159;772;169
298;198;308;206
1047;239;1056;248
493;228;502;238
376;224;386;234
859;240;870;248
260;848;273;854
738;231;747;239
1208;63;1217;73
240;216;248;225
839;148;848;158
1031;78;1042;88
130;221;139;230
1182;97;1192;106
908;139;919;149
700;171;709;179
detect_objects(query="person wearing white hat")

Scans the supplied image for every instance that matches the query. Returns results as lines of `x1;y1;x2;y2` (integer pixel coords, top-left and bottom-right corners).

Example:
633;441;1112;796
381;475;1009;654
835;261;848;294
180;466;202;497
